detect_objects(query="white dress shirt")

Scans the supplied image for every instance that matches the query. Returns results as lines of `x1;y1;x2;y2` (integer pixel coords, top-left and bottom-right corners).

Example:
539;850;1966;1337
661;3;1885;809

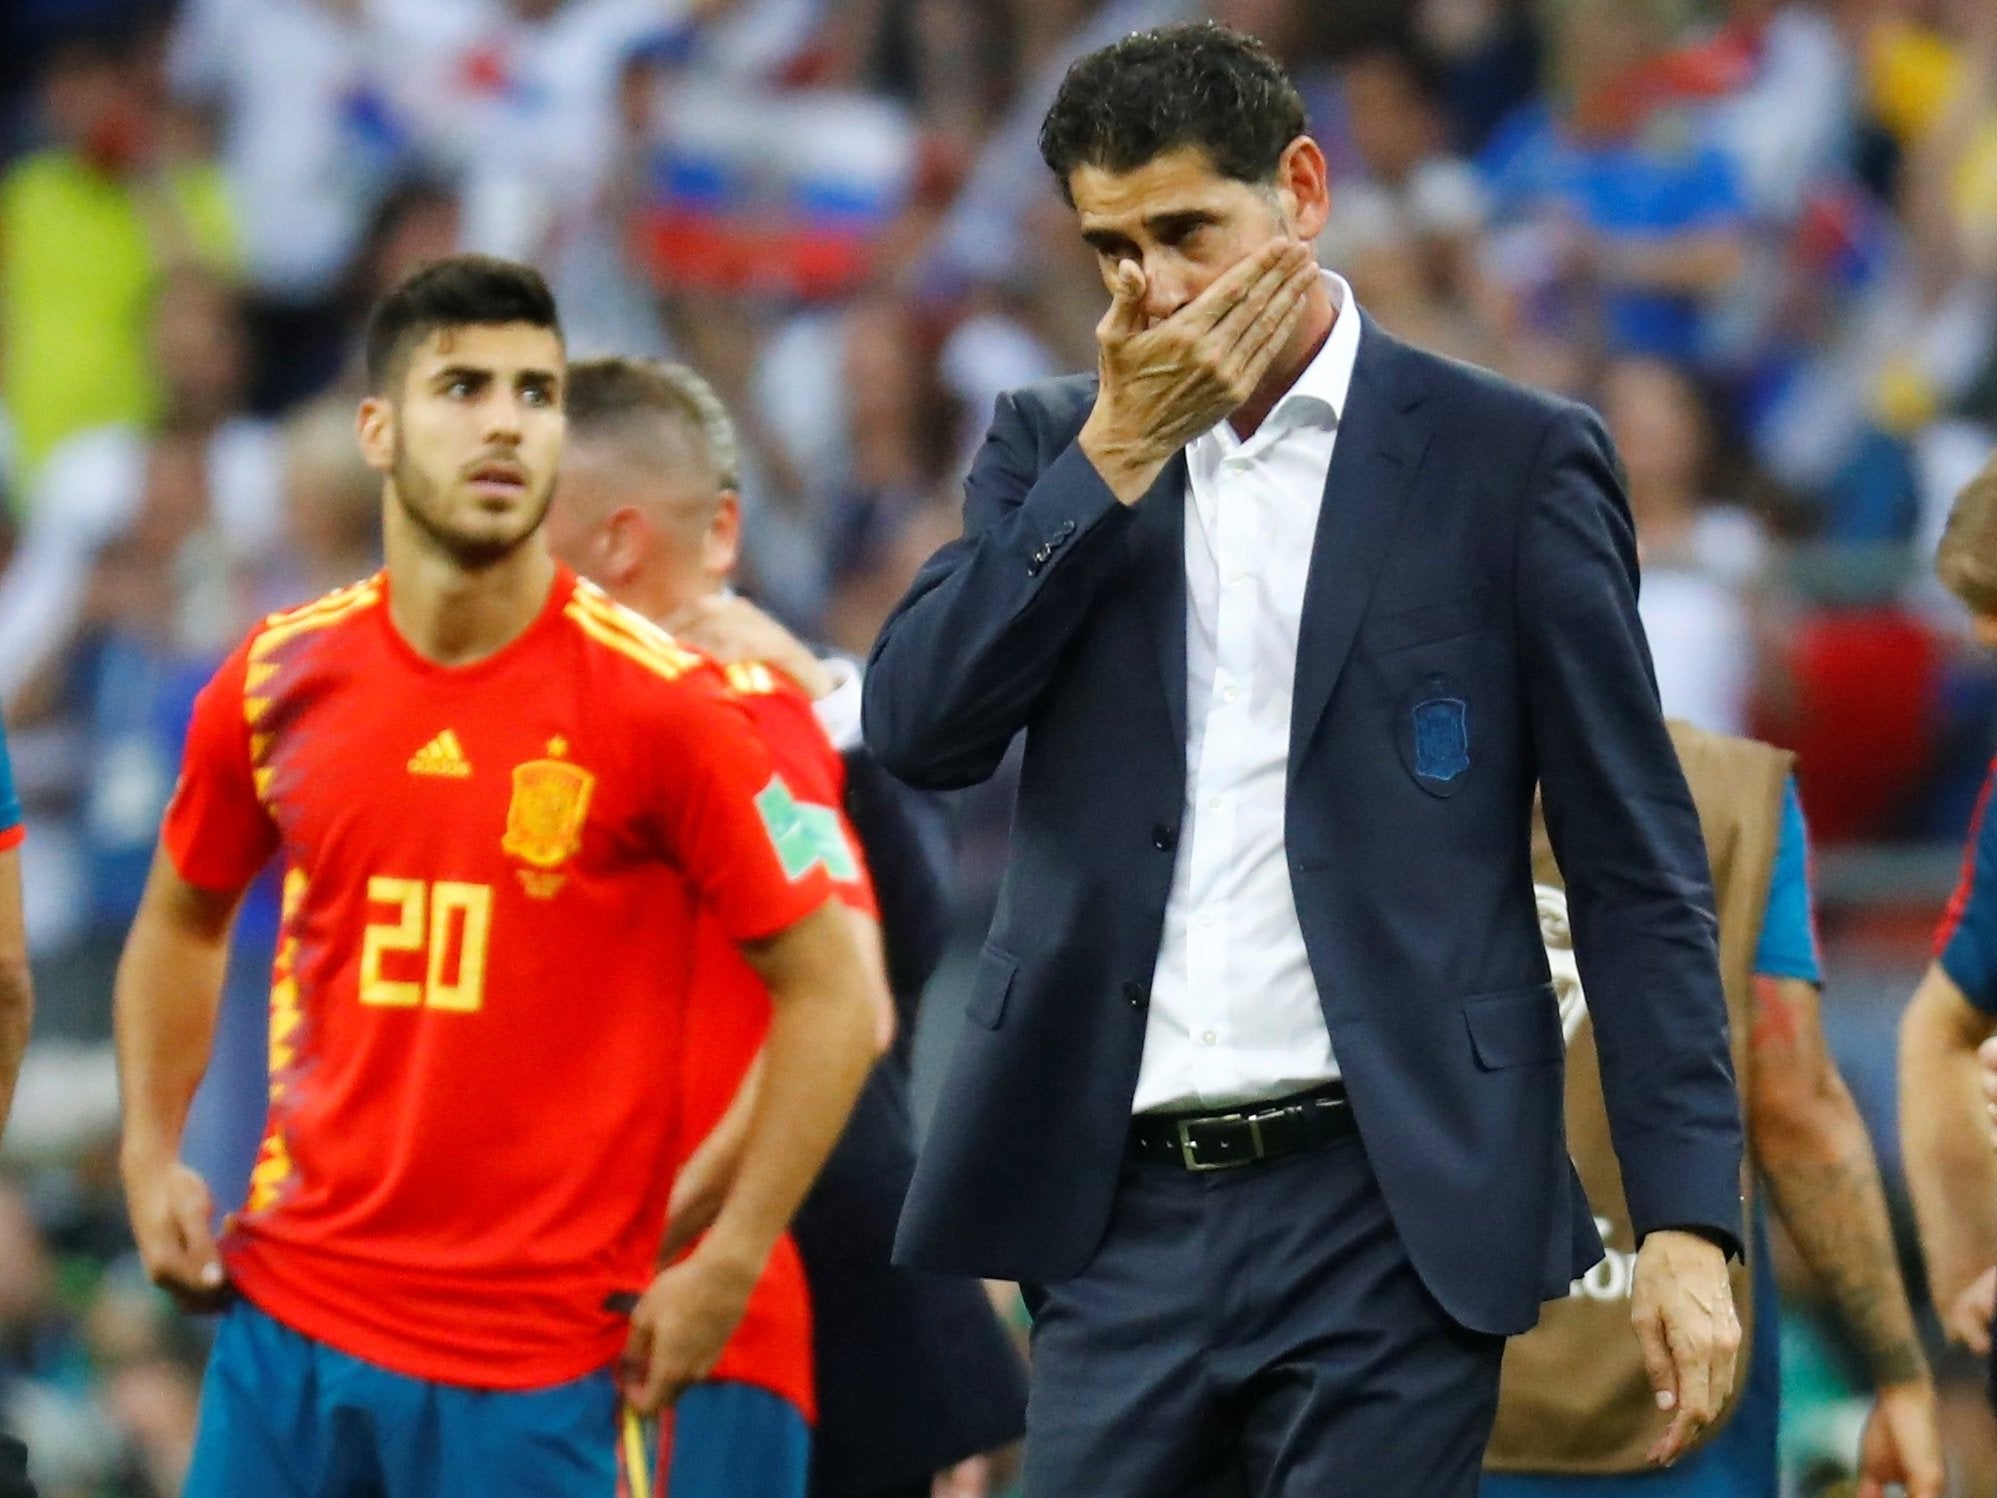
1132;271;1362;1115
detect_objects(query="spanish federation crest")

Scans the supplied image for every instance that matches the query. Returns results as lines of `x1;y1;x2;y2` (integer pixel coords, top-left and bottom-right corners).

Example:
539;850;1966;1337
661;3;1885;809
502;737;595;870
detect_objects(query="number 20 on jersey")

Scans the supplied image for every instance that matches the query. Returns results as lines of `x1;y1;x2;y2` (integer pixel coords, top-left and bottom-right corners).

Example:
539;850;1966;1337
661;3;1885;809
359;877;493;1013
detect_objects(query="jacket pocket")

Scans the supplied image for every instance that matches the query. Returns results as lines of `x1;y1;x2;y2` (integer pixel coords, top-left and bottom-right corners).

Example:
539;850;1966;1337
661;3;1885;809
965;946;1018;1030
1463;984;1563;1069
1362;591;1490;659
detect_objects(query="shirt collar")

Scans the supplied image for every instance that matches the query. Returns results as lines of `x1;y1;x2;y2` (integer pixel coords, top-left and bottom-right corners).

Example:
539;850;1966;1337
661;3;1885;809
1279;269;1361;426
1197;269;1362;455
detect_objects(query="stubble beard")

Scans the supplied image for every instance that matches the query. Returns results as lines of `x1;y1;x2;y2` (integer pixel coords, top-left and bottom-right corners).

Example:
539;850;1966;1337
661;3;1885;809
389;432;553;572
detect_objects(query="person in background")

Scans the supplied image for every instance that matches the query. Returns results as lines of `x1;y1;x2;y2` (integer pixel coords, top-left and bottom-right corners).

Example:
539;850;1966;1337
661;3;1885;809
1902;450;1997;1415
1600;356;1763;736
1485;724;1941;1497
0;727;37;1498
1478;0;1748;380
549;355;1027;1498
0;266;283;718
0;17;238;483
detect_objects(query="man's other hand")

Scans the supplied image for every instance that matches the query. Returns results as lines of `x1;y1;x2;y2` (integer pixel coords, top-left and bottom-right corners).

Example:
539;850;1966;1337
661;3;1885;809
124;1159;230;1314
618;1250;761;1415
1943;1264;1996;1354
668;594;834;700
1630;1228;1741;1466
1855;1377;1946;1498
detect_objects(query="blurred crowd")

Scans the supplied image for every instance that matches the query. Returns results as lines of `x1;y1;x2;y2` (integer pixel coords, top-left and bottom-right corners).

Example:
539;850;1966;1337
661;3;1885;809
4;0;1997;1492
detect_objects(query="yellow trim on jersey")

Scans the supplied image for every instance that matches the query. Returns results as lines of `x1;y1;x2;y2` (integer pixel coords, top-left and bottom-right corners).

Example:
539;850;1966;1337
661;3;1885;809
250;576;382;658
724;661;780;696
563;588;703;682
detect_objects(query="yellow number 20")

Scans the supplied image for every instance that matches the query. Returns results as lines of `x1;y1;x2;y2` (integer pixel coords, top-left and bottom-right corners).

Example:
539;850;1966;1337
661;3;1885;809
359;877;493;1013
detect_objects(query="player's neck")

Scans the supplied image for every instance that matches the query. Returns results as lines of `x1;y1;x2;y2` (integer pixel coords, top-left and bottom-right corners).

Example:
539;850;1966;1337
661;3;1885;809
386;539;558;668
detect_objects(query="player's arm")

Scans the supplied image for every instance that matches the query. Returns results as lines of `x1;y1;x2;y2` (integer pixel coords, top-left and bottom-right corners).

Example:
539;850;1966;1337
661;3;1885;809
622;679;886;1412
1753;973;1928;1384
1752;972;1943;1496
0;847;31;1138
625;898;882;1410
115;847;246;1311
1901;962;1997;1347
113;645;274;1313
661;905;890;1262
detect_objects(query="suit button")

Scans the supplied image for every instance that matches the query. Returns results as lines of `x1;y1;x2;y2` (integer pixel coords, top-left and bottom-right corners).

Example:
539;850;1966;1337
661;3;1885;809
1123;981;1148;1009
1058;519;1077;536
1151;825;1175;852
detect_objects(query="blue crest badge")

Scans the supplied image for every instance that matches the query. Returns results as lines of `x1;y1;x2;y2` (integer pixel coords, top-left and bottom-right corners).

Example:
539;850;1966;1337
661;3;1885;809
1412;697;1470;783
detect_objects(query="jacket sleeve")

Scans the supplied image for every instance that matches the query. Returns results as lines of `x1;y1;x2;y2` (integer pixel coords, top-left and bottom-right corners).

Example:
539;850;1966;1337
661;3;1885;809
862;388;1141;788
1518;403;1745;1255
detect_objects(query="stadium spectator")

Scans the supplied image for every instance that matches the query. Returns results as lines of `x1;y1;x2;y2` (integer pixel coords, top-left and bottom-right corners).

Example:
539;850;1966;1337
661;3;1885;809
0;268;280;722
0;18;237;486
1601;355;1765;735
1478;0;1748;374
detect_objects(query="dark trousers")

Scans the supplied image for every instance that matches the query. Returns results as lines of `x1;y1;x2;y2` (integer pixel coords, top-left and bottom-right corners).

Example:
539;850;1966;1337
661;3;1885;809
1021;1135;1504;1498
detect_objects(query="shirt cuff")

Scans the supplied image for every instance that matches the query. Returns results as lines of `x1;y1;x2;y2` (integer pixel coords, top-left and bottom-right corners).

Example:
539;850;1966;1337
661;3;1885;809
813;656;863;753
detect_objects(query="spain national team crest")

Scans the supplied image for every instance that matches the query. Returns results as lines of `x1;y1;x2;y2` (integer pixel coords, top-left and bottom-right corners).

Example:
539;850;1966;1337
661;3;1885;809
502;737;595;871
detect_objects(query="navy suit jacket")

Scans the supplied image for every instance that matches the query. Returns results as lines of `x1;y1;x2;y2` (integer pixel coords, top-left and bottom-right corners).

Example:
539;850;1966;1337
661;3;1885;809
861;318;1744;1337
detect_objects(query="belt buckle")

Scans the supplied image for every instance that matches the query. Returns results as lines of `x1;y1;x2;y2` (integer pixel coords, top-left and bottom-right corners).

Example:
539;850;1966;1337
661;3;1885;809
1175;1112;1262;1171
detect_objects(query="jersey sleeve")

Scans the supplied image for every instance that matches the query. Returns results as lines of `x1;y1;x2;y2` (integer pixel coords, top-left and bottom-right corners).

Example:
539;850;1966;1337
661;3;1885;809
1752;777;1821;984
160;642;279;892
1938;761;1997;1012
744;684;879;920
647;666;835;944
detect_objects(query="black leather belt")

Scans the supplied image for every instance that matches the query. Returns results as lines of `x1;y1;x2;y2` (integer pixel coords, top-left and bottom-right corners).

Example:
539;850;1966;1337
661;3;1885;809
1128;1083;1355;1172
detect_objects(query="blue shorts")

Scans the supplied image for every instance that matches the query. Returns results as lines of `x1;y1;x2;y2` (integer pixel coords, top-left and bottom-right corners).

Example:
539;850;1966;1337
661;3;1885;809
665;1382;810;1498
186;1299;624;1498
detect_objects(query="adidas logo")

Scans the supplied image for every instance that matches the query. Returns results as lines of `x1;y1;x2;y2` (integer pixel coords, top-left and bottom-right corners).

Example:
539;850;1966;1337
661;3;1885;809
407;730;472;778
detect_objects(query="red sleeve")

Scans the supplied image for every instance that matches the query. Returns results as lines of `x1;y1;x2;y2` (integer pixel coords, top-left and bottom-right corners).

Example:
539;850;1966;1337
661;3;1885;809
743;687;879;919
161;643;279;892
649;665;835;944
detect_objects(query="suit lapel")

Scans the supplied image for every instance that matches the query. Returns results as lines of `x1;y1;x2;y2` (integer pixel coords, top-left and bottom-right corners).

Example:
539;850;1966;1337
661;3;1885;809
1289;319;1432;774
1131;452;1190;751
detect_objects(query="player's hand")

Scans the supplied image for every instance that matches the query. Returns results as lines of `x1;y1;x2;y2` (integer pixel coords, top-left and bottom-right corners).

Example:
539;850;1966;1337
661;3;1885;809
1630;1229;1741;1466
1943;1265;1997;1354
1855;1377;1946;1498
666;594;834;700
125;1160;230;1313
932;1455;992;1498
618;1249;761;1414
1079;238;1317;504
1976;1033;1997;1148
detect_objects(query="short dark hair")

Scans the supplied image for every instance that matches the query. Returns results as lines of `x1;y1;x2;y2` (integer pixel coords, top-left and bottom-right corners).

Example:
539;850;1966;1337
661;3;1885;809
565;357;740;491
1938;454;1997;616
1039;22;1307;201
362;254;562;394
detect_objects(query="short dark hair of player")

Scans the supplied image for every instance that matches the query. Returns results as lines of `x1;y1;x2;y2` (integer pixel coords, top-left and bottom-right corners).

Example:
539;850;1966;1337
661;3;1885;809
1037;21;1308;204
565;356;741;492
363;254;563;396
1937;453;1997;617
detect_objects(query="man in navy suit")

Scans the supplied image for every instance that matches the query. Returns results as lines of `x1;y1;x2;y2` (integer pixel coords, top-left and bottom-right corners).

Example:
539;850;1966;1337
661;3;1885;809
862;22;1744;1498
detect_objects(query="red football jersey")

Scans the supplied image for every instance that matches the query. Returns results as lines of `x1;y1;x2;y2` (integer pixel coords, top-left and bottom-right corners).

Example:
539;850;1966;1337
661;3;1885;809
676;661;878;1423
160;569;835;1388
